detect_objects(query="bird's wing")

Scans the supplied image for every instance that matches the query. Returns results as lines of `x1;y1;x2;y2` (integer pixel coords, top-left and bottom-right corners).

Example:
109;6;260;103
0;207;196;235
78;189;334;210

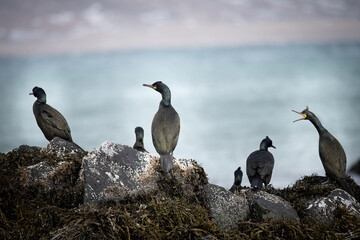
259;152;274;185
39;106;72;141
152;107;180;154
246;152;258;181
319;133;346;179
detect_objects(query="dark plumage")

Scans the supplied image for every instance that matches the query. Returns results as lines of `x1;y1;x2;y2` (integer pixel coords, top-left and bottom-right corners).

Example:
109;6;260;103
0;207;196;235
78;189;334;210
133;126;147;152
293;106;352;195
30;86;72;142
246;136;276;189
143;81;180;173
234;167;243;186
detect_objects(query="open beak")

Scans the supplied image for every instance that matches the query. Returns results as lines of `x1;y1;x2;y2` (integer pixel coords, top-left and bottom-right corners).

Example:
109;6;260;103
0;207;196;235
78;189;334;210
143;84;156;89
292;110;306;122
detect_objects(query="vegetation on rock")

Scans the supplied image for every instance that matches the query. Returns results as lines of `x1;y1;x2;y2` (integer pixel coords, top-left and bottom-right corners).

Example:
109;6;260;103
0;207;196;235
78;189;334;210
1;147;360;239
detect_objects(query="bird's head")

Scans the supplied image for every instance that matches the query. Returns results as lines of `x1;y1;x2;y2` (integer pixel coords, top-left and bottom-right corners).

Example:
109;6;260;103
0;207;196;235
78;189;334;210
29;86;46;103
260;136;276;150
292;106;314;122
143;81;168;94
135;126;144;136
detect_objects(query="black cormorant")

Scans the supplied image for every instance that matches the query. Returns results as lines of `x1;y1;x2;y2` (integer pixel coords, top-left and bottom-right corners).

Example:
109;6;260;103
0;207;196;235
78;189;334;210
229;166;243;193
133;126;147;152
234;167;243;186
246;136;276;189
30;86;72;142
143;81;180;172
292;106;352;195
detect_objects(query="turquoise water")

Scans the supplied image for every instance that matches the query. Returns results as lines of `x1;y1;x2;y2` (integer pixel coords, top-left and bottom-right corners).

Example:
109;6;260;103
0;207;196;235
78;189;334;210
1;43;360;189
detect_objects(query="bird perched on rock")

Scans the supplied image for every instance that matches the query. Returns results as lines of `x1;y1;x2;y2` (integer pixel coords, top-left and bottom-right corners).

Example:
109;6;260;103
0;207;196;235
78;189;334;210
234;167;243;186
30;86;73;142
143;81;180;173
229;167;243;193
246;136;276;189
292;106;352;195
133;126;147;152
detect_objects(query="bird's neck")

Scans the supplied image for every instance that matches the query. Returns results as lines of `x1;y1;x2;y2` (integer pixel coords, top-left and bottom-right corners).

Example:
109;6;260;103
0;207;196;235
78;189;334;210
36;96;46;104
160;89;171;107
259;142;268;151
309;115;326;135
134;138;144;148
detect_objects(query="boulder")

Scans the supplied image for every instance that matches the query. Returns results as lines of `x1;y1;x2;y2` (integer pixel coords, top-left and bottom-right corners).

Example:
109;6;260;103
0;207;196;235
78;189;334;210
19;138;85;192
306;189;360;225
82;141;206;206
44;137;85;158
246;190;300;222
204;183;250;230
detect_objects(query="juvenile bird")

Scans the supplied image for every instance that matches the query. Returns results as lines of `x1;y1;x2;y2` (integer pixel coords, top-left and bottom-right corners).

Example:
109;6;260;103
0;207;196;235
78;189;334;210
246;136;276;189
133;126;147;152
143;81;180;172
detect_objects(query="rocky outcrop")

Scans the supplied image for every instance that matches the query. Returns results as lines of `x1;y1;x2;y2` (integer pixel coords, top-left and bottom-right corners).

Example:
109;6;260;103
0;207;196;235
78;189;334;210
82;141;207;206
246;189;300;222
306;189;360;224
1;141;360;239
205;184;250;229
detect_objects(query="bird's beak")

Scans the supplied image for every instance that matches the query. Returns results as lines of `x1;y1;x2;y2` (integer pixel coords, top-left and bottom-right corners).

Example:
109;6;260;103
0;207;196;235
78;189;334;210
29;93;33;95
143;84;156;89
271;145;276;149
292;110;307;122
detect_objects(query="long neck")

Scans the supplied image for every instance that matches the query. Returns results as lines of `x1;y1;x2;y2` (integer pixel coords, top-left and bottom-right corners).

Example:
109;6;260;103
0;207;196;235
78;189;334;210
36;95;46;104
309;114;326;135
260;142;268;151
160;88;171;107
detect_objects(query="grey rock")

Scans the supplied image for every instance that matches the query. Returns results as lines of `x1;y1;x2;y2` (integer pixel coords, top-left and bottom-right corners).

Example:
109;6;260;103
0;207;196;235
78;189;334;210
306;189;360;224
82;141;202;206
204;183;250;230
44;137;85;158
246;190;300;222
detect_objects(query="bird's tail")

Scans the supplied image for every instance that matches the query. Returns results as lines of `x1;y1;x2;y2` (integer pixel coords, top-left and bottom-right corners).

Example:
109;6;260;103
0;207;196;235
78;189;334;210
160;153;174;173
338;178;354;196
251;178;264;189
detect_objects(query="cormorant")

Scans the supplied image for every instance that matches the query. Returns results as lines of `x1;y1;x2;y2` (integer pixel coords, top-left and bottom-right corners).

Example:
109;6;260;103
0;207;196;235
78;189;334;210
292;106;352;195
246;136;276;189
133;126;147;152
30;86;72;142
229;167;243;193
143;81;180;172
234;167;243;186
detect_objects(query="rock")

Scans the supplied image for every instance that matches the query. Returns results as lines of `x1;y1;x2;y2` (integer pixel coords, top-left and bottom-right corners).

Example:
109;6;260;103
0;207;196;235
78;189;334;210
204;183;250;230
306;189;360;225
246;190;300;222
44;137;85;158
82;141;205;206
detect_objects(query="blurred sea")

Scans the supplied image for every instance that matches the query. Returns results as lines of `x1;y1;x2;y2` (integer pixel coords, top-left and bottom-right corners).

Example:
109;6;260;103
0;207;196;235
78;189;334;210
1;43;360;189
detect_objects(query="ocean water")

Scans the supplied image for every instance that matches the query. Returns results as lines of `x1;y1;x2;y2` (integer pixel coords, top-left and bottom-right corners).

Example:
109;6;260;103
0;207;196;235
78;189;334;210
1;43;360;189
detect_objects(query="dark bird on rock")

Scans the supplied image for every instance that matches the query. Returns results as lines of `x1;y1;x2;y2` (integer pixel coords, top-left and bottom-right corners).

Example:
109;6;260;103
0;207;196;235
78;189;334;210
133;126;147;152
229;166;243;193
292;106;353;195
143;81;180;173
30;86;73;142
246;136;276;189
234;167;243;186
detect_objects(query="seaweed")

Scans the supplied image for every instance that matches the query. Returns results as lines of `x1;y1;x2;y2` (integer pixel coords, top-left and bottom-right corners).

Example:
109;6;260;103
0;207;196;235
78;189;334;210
1;148;360;240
